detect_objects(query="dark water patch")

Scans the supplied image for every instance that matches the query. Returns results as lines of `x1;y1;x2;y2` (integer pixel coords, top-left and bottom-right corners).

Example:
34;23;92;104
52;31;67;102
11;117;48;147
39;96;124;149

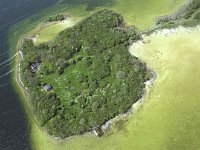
0;0;113;149
0;85;28;150
0;0;56;29
0;0;58;149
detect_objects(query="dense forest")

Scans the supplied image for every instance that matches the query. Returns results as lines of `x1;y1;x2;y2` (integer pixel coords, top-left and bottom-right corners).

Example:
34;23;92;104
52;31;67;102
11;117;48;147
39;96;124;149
20;10;150;138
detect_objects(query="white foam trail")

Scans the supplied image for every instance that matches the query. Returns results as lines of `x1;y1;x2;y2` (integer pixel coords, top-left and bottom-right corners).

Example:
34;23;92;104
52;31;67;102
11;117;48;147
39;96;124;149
0;53;17;66
0;82;10;88
0;52;8;56
0;62;11;70
0;69;14;80
18;51;23;60
0;48;15;56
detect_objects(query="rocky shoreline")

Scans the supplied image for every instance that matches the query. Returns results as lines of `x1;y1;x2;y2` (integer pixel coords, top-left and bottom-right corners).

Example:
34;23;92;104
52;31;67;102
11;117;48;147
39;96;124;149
100;61;157;132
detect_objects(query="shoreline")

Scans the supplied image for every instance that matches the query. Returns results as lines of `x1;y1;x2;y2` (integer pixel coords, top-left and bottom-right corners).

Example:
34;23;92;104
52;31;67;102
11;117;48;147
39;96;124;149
100;66;157;132
140;25;200;41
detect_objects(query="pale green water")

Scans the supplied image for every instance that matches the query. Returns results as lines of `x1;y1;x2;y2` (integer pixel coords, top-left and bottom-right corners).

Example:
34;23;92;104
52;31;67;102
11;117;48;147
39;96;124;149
30;26;200;150
129;26;200;150
112;0;186;29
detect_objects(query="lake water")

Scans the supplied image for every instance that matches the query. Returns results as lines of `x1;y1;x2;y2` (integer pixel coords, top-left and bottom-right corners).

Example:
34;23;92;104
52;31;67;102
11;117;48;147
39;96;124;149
130;27;200;150
0;1;56;149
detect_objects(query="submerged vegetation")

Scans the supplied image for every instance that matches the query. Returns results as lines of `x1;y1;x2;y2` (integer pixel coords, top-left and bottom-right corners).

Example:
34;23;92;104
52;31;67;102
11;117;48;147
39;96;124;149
155;0;200;28
130;26;200;150
20;10;149;138
61;0;114;10
46;14;66;22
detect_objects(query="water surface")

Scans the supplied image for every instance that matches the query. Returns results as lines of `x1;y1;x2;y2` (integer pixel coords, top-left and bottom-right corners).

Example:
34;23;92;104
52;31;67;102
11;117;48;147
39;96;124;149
0;1;56;149
130;26;200;150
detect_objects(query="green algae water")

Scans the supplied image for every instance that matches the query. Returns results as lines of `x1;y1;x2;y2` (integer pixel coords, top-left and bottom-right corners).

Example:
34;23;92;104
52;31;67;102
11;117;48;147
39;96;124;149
30;26;200;150
112;0;186;29
130;26;200;150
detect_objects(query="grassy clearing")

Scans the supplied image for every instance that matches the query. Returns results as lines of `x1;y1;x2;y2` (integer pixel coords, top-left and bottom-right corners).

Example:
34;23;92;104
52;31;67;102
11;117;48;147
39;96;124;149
33;19;78;45
41;51;89;102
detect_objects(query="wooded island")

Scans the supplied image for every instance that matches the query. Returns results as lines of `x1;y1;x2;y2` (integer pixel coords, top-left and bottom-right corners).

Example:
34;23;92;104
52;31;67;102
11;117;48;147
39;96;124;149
19;10;150;138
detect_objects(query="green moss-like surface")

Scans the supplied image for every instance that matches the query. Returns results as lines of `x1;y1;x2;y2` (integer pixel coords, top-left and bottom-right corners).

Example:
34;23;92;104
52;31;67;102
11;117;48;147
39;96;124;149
130;26;200;150
155;0;200;28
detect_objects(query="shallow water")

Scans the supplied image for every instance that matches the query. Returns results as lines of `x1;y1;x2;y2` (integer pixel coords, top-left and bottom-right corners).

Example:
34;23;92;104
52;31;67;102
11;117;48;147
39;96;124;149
129;26;200;150
112;0;186;29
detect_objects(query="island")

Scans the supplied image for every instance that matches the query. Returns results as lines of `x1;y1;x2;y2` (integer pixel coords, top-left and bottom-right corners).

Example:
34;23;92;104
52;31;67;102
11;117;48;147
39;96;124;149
18;10;150;138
